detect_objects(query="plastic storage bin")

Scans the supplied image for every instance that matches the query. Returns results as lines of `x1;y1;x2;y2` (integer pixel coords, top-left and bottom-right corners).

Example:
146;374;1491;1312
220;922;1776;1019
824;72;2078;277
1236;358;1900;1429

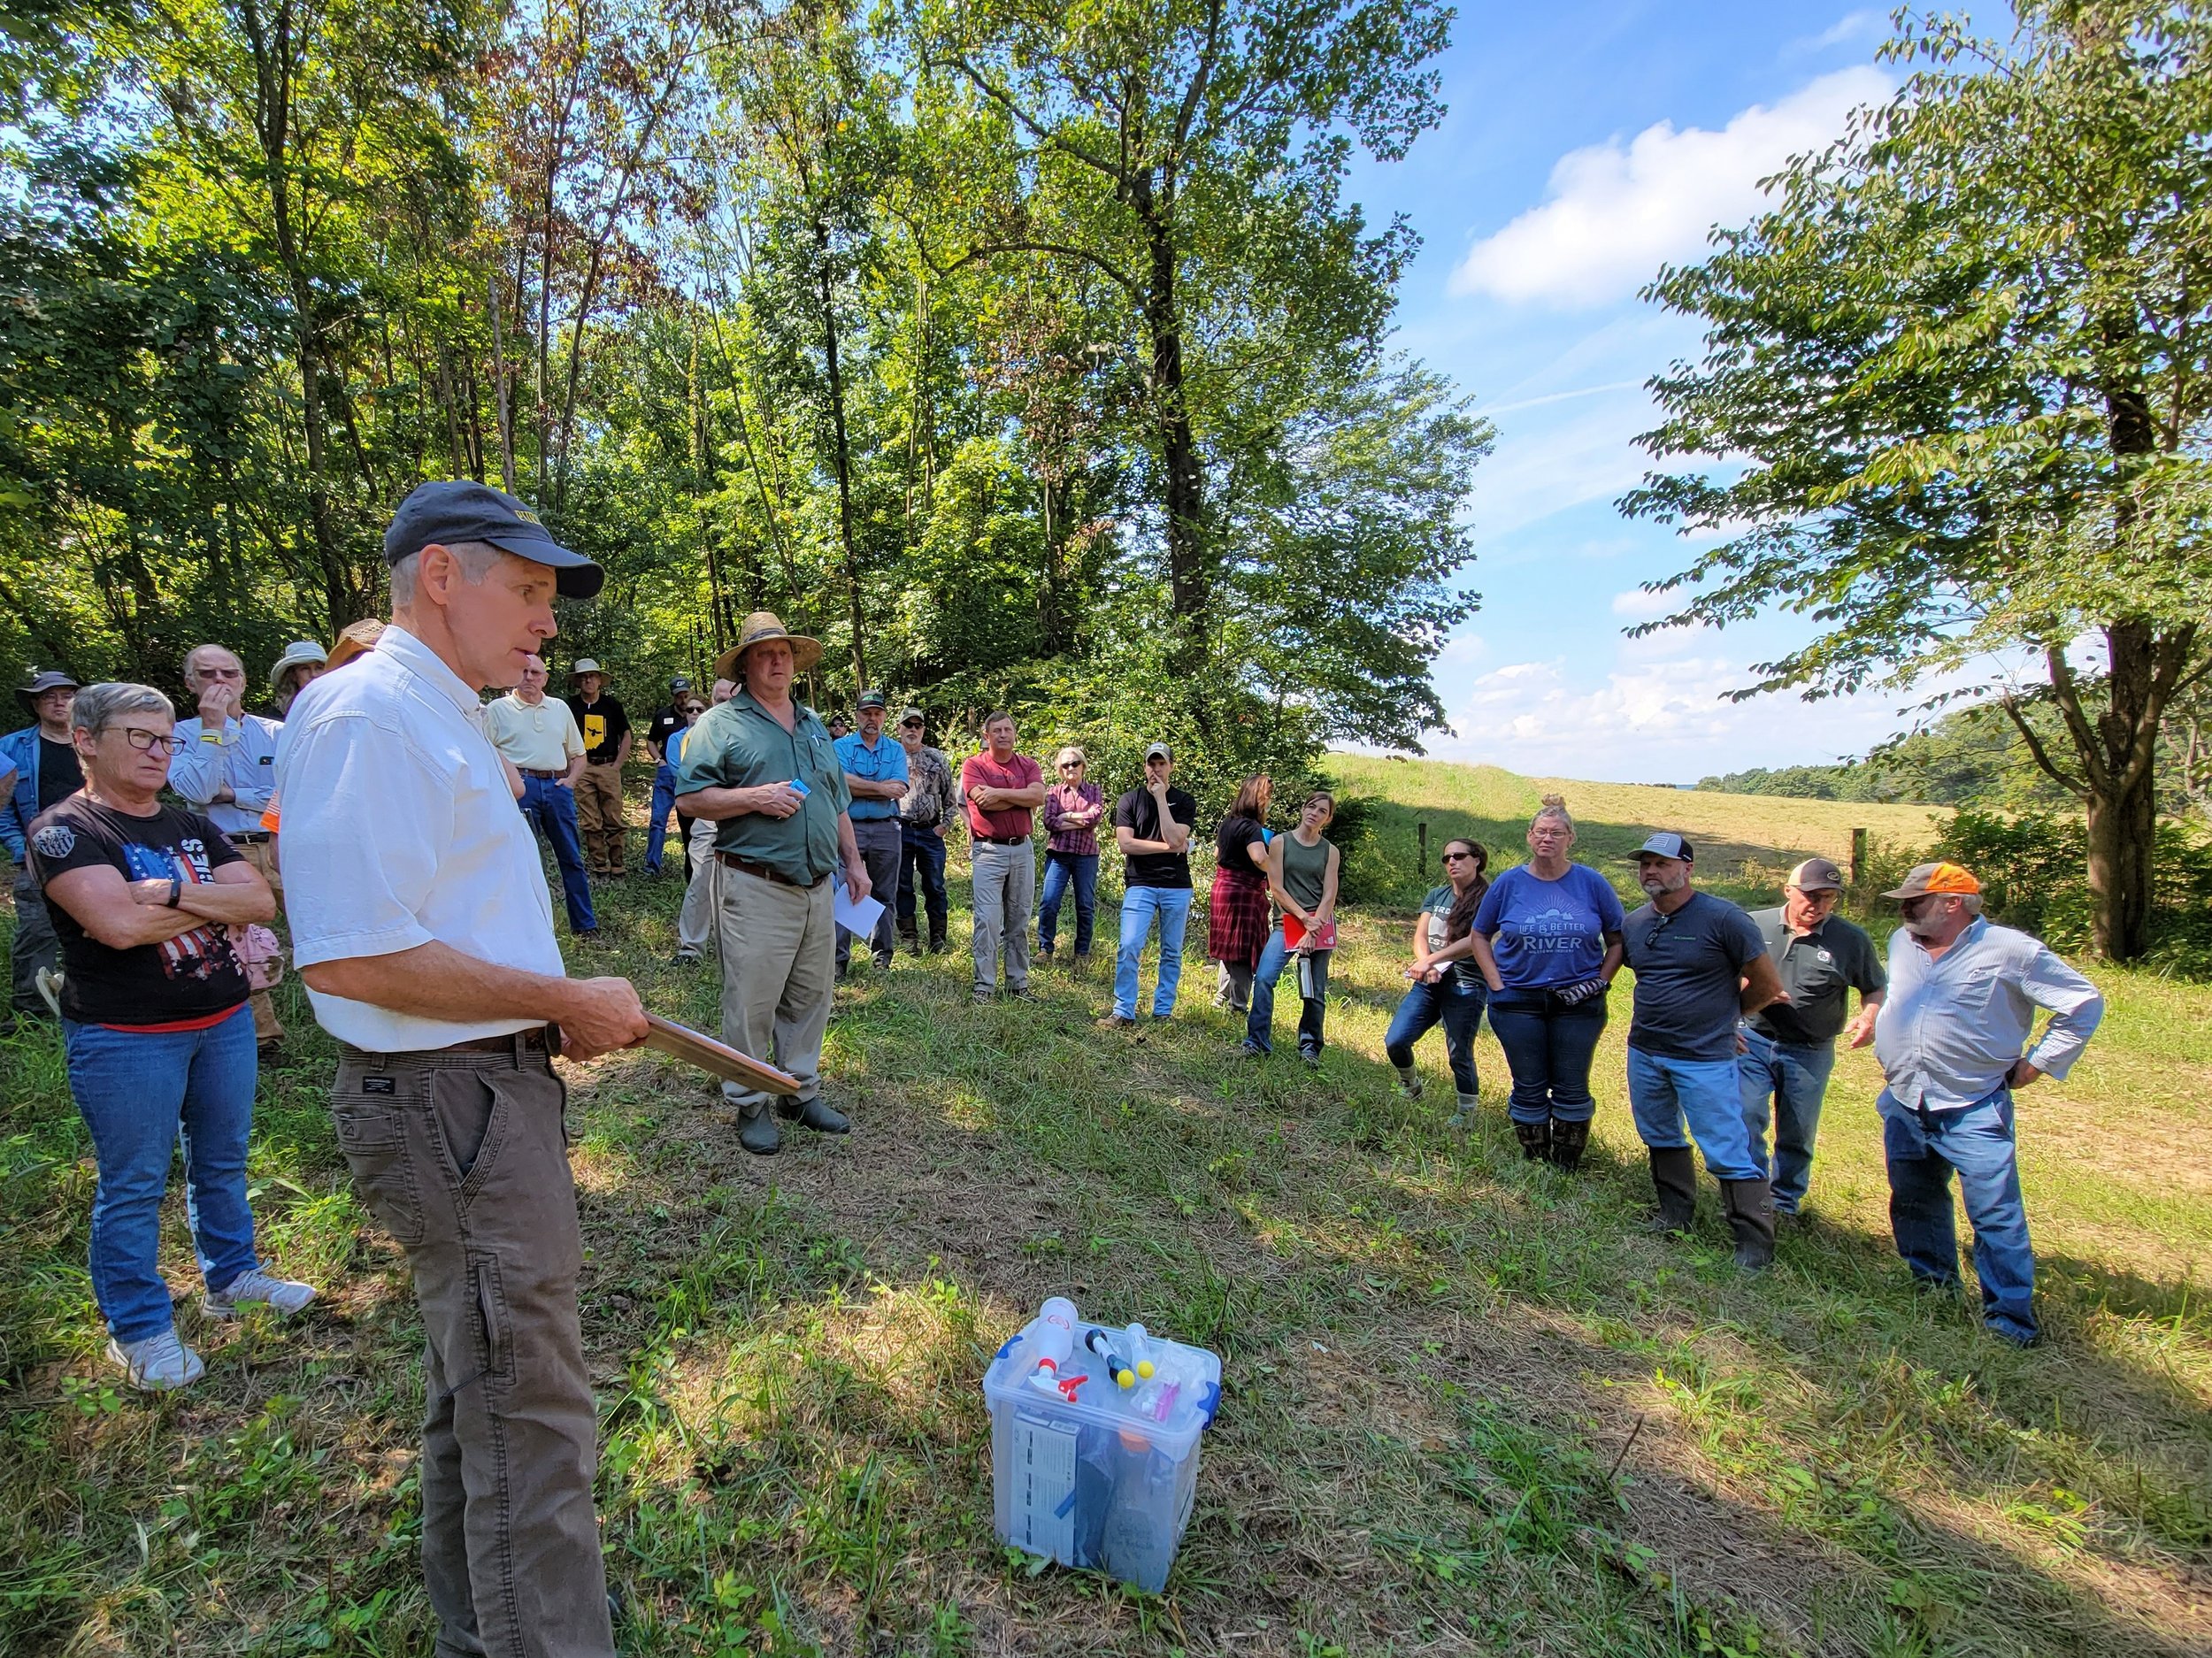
984;1313;1222;1592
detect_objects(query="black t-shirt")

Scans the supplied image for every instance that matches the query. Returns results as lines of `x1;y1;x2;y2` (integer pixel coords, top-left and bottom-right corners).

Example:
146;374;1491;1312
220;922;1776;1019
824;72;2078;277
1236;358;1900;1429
1114;786;1197;889
37;736;81;811
1747;908;1886;1047
27;795;250;1026
565;695;631;764
645;704;686;762
1622;890;1768;1062
1215;813;1268;876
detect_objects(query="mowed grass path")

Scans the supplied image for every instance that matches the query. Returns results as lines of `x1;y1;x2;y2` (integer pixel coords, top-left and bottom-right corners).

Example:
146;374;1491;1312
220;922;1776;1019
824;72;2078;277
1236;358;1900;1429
1;762;2206;1656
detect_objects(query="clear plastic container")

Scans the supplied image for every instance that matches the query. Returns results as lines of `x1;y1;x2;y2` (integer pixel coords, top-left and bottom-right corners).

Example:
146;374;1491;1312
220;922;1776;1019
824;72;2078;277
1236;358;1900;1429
983;1313;1223;1593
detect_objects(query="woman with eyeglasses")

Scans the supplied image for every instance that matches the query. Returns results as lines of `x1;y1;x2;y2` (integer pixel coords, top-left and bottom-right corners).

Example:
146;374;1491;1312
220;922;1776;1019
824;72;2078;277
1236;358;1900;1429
1037;746;1104;966
1386;839;1492;1127
1469;794;1626;1170
670;696;710;879
1207;773;1273;1012
26;683;314;1392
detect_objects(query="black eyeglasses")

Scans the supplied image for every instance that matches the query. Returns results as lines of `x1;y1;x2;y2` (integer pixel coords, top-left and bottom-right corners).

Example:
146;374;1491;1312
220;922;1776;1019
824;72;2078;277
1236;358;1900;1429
117;729;183;755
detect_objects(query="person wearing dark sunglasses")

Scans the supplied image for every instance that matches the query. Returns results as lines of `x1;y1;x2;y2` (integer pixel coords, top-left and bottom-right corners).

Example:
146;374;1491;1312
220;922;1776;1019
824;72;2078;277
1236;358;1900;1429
1386;839;1491;1126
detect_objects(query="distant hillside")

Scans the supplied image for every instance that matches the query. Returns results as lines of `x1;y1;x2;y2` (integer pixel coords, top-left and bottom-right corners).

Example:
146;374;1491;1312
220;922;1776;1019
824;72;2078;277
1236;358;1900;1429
1325;754;1944;910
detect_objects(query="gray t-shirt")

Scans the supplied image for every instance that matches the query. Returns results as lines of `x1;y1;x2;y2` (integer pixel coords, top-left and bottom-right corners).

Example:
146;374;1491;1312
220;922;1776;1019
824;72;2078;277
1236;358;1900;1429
1622;890;1768;1062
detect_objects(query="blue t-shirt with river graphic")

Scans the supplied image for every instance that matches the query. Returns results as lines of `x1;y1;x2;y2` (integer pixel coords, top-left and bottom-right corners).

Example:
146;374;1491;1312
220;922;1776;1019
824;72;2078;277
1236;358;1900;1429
1471;863;1627;991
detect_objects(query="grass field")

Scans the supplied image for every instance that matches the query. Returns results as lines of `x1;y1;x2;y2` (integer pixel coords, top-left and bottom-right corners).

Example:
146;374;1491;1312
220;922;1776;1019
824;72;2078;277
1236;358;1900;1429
2;759;2207;1656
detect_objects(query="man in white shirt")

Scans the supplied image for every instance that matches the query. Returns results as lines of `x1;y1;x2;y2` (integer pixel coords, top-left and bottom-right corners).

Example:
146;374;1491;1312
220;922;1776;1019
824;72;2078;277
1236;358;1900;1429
169;642;288;1043
1873;861;2103;1347
276;480;648;1658
484;656;596;940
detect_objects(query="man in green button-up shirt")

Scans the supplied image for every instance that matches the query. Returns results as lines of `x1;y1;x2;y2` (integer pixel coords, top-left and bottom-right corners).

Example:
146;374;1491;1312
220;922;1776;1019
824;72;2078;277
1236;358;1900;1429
675;612;867;1155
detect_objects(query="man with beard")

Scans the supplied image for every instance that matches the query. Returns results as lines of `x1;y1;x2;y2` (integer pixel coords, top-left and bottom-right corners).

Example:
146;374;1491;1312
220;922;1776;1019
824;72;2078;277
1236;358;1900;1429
1618;833;1786;1270
1871;862;2102;1347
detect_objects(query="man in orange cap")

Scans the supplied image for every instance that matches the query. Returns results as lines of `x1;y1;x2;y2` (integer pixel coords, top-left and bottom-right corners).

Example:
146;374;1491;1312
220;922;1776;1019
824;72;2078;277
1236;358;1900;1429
1872;862;2103;1346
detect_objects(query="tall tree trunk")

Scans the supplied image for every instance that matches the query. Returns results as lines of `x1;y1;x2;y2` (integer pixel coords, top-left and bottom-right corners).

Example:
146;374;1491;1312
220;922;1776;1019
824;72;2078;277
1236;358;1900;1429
488;271;518;494
815;230;867;689
1135;178;1207;641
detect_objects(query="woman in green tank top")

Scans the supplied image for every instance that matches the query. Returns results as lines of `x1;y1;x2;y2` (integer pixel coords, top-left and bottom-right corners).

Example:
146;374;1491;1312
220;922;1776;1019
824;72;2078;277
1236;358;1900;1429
1238;790;1341;1063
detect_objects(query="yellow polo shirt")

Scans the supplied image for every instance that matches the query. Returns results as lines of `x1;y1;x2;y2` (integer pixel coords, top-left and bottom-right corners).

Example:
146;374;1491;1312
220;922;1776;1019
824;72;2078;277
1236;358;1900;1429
483;693;586;774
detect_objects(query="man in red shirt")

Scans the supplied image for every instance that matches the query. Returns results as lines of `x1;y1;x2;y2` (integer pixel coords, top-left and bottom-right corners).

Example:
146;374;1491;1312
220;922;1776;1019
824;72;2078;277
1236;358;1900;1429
958;710;1045;1003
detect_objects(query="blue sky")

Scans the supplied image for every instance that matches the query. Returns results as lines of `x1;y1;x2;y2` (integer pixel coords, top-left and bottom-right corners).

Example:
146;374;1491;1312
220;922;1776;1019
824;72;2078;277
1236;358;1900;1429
1348;4;1924;782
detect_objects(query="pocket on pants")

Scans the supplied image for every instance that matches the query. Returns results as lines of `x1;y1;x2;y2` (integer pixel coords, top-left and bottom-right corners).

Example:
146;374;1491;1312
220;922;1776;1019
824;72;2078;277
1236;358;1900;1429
331;1091;426;1247
472;1251;515;1393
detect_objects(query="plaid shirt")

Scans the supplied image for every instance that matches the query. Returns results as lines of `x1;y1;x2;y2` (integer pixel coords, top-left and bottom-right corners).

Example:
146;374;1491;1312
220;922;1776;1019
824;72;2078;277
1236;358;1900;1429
898;743;959;833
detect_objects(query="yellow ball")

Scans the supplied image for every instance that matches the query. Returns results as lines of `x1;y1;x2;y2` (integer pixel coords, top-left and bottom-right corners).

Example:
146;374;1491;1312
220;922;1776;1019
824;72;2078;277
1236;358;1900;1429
1136;1360;1156;1379
1116;1368;1135;1388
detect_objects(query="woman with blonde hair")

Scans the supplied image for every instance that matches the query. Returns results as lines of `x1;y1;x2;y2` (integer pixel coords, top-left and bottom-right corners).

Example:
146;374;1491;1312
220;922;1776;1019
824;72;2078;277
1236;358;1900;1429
1469;794;1625;1170
1037;744;1103;965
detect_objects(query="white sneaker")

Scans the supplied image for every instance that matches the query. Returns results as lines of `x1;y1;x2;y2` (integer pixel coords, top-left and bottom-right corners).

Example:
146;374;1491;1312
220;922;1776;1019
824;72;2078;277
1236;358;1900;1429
204;1267;318;1319
35;966;63;1019
108;1330;205;1392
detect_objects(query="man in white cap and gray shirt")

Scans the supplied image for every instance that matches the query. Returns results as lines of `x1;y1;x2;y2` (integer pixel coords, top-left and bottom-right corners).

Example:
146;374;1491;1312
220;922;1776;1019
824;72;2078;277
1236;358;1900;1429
1737;856;1886;1221
277;480;649;1658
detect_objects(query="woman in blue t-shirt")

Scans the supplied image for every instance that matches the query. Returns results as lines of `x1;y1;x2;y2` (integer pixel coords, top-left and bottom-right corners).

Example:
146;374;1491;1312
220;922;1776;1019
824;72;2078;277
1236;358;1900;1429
1469;794;1626;1170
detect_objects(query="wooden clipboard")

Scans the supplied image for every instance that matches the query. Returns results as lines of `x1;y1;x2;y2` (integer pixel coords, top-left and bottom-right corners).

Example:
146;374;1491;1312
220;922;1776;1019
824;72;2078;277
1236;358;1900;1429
642;1013;802;1096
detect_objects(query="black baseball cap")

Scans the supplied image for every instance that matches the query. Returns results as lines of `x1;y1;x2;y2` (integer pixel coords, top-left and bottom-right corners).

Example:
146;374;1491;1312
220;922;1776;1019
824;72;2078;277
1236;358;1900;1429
384;481;604;600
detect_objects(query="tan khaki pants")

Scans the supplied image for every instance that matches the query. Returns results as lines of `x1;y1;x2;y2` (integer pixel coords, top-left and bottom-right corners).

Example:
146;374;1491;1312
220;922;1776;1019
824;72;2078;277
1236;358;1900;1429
677;818;721;959
229;837;283;1043
716;865;835;1116
572;762;626;875
330;1032;612;1658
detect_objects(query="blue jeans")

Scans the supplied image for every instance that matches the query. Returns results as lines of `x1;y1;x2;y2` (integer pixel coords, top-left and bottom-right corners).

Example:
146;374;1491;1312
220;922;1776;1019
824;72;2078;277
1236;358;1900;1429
518;775;595;933
1386;974;1486;1095
1627;1045;1763;1181
1246;928;1333;1055
1880;1088;2037;1343
899;825;948;943
1114;887;1193;1018
644;764;679;871
1486;990;1607;1125
65;1005;261;1341
1738;1028;1837;1212
1038;851;1098;956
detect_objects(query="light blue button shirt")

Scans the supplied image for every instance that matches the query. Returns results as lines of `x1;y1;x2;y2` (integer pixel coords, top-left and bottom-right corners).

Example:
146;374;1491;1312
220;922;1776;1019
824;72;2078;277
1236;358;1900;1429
835;730;909;822
168;713;284;834
1873;917;2103;1110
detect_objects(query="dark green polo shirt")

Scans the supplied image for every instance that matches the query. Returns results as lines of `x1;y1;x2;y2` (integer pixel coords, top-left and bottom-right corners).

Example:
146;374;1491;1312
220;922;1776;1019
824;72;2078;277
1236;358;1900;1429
1746;906;1886;1048
672;692;851;884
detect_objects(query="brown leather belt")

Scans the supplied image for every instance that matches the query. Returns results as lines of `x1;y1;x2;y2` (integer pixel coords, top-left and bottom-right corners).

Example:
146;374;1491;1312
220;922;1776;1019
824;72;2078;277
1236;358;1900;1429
716;851;827;889
521;768;565;780
442;1025;557;1055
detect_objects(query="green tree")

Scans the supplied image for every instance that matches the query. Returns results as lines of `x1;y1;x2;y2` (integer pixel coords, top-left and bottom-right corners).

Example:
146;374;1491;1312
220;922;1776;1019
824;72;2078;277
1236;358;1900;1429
1626;3;2212;960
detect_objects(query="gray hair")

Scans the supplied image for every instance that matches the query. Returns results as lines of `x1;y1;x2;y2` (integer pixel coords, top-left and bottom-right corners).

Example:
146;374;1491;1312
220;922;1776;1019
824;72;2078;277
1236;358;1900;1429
70;682;173;735
1958;893;1985;916
388;539;507;608
180;643;242;689
1532;792;1574;833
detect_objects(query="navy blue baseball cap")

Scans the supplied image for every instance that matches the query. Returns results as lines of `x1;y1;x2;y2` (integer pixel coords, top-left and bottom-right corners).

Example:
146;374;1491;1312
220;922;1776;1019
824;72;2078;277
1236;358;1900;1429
384;481;604;600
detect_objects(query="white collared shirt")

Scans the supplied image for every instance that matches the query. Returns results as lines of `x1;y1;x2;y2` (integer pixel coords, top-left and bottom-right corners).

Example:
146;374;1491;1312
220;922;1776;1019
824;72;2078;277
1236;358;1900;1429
275;624;562;1051
484;692;586;773
169;712;284;834
1874;917;2103;1110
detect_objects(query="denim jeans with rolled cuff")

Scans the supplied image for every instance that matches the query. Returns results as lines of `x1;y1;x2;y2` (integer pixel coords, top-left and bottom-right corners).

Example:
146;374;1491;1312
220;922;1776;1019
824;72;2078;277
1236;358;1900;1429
1486;987;1607;1125
1386;973;1487;1095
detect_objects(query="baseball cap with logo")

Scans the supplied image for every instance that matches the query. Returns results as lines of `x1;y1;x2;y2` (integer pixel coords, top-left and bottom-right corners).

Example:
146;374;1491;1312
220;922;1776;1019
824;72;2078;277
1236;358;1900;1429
1788;856;1845;892
1624;832;1695;863
1144;741;1171;762
898;706;926;726
384;480;603;599
1882;862;1982;899
856;689;888;710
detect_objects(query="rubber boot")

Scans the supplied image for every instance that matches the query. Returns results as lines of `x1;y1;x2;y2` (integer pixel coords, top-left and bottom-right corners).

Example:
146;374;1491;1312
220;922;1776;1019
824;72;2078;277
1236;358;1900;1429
780;1095;851;1134
1548;1117;1592;1171
1645;1147;1697;1233
1721;1177;1777;1271
1394;1064;1424;1101
738;1103;782;1156
1513;1119;1551;1162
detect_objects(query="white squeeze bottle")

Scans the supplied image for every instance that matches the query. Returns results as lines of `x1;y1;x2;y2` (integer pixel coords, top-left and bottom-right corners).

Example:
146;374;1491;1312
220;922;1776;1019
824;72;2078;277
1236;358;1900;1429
1028;1296;1079;1392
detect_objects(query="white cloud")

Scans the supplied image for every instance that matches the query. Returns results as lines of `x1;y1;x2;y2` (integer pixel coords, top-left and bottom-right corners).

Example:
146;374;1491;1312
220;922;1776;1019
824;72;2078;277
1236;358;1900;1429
1438;632;1489;664
1790;11;1883;55
1609;587;1676;618
1450;65;1889;308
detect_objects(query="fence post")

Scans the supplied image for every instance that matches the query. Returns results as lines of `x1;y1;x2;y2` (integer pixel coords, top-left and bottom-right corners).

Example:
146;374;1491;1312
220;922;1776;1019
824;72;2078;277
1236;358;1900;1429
1850;827;1868;888
1417;819;1428;880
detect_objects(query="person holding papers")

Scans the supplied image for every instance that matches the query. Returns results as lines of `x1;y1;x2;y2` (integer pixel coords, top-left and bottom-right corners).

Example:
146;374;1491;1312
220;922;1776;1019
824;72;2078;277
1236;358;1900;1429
673;612;869;1156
